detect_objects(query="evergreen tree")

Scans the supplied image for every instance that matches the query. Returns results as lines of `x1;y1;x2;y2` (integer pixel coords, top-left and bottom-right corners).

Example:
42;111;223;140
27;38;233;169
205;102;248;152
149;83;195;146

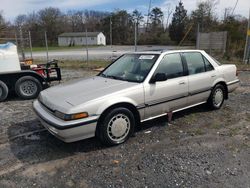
169;1;187;43
149;7;164;32
132;9;144;25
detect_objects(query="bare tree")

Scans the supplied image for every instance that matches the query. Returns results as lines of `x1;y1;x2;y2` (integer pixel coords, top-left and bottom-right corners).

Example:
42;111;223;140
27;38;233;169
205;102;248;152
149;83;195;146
0;11;7;33
38;7;64;45
165;3;173;31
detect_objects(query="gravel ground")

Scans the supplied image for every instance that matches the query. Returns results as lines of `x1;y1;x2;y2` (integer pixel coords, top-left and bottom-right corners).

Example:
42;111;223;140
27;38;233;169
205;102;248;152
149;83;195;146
0;69;249;188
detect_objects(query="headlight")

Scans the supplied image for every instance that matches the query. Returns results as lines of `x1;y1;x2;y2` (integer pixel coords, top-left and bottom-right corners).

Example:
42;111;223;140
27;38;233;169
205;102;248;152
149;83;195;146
55;111;88;121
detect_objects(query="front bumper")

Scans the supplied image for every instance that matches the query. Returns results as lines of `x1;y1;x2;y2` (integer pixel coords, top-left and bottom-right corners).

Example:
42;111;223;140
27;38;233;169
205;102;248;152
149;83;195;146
33;100;98;143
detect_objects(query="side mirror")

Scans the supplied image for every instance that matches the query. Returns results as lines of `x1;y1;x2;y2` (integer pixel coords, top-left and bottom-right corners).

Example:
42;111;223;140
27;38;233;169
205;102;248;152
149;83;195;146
150;73;167;83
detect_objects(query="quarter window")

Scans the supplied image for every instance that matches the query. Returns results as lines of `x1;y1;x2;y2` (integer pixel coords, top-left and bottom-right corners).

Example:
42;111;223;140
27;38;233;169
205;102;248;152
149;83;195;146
203;57;214;71
154;53;184;79
183;52;205;75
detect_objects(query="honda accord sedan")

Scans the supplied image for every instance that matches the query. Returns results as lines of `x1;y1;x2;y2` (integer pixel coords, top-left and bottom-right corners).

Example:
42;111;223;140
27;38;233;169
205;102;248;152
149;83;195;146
33;50;239;145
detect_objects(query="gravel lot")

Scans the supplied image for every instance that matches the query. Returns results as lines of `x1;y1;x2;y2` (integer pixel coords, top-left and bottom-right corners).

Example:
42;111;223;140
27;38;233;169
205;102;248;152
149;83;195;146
0;69;249;188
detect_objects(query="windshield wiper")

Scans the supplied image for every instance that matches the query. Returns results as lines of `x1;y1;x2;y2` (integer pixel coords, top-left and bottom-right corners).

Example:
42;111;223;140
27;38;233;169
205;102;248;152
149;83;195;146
100;73;126;81
100;73;107;77
107;75;124;80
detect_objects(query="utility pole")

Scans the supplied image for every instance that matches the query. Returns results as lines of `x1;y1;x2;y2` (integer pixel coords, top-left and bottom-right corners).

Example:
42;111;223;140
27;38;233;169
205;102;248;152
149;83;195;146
243;9;250;64
146;0;152;32
85;28;89;66
28;31;33;59
134;22;137;52
110;16;112;49
44;31;49;62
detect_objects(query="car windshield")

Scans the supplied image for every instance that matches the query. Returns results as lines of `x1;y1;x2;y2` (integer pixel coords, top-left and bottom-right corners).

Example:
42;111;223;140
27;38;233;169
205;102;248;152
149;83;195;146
99;54;159;83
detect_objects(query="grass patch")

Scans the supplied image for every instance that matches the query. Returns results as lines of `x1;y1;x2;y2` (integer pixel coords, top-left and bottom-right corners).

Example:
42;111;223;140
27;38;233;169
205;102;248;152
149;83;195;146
25;45;99;52
229;127;242;137
210;123;222;129
193;128;205;135
185;113;197;124
245;113;250;122
33;59;111;70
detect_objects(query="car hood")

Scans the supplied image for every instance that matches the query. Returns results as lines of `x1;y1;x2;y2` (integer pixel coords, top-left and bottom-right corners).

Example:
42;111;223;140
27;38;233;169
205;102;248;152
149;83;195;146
39;76;138;110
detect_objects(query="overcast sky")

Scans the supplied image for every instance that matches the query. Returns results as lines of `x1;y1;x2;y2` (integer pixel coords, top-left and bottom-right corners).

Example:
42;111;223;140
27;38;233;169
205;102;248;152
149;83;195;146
1;0;249;22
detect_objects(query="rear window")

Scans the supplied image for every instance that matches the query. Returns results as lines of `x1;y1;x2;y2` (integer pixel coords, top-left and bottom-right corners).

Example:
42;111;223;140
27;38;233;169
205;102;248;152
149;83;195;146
208;55;221;66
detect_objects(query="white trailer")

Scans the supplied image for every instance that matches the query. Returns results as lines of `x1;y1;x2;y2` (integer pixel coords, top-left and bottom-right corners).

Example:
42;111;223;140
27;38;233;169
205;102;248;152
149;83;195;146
0;43;61;102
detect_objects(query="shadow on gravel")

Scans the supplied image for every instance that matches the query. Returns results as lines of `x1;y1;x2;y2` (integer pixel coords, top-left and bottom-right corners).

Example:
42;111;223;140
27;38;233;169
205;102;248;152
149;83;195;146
7;119;105;165
139;103;209;131
7;104;210;165
4;93;26;102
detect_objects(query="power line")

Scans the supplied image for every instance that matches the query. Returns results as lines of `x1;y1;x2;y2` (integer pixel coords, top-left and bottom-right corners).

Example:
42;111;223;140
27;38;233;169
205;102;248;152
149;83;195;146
231;0;239;15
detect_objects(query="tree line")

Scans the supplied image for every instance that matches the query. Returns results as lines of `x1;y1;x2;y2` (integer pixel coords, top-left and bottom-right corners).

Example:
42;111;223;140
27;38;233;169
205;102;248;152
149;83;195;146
0;0;248;58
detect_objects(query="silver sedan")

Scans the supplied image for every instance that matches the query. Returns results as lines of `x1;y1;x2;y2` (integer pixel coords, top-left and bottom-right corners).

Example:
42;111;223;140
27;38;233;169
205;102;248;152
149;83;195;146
33;50;239;145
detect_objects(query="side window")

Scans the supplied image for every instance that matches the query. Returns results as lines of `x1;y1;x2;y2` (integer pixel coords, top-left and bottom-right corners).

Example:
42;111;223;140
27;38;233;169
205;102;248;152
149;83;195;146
183;52;205;75
155;53;184;79
203;56;214;71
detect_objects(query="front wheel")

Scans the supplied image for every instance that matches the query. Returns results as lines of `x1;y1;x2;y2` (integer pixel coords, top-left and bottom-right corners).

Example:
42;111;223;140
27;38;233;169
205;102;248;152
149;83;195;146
15;76;42;100
97;107;135;146
207;84;226;110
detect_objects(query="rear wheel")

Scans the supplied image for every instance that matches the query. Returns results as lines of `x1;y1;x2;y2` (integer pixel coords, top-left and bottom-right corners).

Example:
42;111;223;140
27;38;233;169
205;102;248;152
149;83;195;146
15;76;42;100
0;81;8;102
97;107;135;146
207;84;225;109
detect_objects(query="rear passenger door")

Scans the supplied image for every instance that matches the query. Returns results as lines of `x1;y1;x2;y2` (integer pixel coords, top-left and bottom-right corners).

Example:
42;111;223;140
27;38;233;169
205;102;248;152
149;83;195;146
182;52;217;105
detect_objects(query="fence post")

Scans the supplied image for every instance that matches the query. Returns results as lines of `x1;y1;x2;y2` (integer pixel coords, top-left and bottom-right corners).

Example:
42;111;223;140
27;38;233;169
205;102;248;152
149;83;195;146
223;31;227;55
15;32;19;50
196;24;200;49
209;33;212;54
243;9;250;64
134;22;137;52
19;26;25;61
110;16;112;49
44;31;49;62
85;28;89;66
28;31;33;59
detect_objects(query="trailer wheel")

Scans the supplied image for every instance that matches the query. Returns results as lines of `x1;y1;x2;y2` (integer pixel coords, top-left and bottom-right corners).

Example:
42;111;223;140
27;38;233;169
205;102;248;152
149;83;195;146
15;76;42;100
0;81;9;102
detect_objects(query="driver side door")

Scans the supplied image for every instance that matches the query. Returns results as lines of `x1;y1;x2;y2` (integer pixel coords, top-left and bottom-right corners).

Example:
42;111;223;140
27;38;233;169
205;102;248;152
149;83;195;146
143;53;189;119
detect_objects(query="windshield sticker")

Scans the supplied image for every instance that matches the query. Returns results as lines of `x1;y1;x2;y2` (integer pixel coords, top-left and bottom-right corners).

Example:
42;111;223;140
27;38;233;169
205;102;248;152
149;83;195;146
139;55;155;60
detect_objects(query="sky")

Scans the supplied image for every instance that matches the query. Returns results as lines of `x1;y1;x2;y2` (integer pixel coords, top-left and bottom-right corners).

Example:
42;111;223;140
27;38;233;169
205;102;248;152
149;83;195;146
1;0;249;22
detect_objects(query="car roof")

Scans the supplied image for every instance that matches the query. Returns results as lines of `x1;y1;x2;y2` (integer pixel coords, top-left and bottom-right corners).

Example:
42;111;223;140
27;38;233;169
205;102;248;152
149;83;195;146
127;49;205;55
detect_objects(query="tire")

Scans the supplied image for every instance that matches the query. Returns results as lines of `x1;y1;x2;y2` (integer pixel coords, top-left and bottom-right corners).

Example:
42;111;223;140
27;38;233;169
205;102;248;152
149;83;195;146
97;107;135;146
0;81;9;102
15;76;42;100
207;84;226;110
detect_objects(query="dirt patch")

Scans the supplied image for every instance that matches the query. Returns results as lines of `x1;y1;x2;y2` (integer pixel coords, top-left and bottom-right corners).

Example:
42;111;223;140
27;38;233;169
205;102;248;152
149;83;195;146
0;69;249;187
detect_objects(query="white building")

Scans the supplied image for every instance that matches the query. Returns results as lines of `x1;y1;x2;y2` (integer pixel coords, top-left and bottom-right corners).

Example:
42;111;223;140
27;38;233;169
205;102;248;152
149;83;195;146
58;32;106;46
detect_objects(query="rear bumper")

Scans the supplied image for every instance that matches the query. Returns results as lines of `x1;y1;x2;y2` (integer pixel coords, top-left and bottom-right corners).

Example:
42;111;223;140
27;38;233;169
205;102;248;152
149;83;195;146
227;79;240;93
33;100;98;142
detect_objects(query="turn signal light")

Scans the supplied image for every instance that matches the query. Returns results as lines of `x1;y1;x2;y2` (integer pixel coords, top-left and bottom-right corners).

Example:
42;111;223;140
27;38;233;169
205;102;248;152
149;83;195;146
71;112;89;120
55;111;89;121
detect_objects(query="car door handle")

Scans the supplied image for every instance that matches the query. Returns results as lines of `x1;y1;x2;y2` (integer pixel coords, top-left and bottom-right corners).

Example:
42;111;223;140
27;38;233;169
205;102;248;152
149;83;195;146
211;75;216;78
179;81;186;85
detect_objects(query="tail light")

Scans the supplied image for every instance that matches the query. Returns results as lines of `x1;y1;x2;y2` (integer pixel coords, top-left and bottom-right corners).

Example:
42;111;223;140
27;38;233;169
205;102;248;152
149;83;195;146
236;69;239;77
